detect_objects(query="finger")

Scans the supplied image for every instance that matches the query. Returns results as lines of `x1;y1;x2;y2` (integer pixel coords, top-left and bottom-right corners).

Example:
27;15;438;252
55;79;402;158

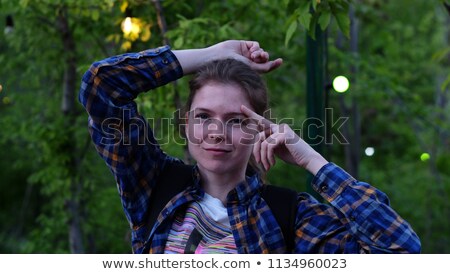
251;58;283;73
266;132;283;166
251;49;269;63
260;138;270;171
268;58;283;72
253;129;269;164
253;131;263;164
241;105;273;130
245;41;260;52
240;41;259;59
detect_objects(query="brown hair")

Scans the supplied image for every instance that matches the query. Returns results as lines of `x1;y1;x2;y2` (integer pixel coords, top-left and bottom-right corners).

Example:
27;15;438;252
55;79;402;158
186;58;268;115
184;58;268;177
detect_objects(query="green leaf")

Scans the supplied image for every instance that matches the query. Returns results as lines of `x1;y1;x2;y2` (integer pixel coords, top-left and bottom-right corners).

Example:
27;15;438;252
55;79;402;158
284;20;298;47
174;36;184;49
299;0;311;15
312;0;318;11
318;10;331;30
308;14;319;40
432;46;450;62
19;0;29;8
441;74;450;91
298;13;312;29
334;10;350;37
330;1;350;37
91;10;100;21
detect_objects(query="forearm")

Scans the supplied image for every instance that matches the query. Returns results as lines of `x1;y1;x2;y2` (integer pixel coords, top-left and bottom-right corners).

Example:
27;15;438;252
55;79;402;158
173;40;283;75
79;46;182;111
173;47;217;75
311;163;421;253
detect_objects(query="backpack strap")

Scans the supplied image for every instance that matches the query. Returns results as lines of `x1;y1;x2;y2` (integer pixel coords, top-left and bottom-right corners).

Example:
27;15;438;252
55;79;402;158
147;162;194;233
261;184;298;253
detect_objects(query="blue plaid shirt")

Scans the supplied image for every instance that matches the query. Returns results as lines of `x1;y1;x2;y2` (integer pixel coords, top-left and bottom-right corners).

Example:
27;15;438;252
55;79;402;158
79;46;421;254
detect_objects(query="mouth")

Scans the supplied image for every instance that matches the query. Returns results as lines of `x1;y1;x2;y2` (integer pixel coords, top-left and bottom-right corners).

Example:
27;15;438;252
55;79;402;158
204;148;231;155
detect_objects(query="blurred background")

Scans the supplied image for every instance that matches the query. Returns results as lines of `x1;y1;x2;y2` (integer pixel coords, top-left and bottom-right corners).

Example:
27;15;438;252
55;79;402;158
0;0;449;253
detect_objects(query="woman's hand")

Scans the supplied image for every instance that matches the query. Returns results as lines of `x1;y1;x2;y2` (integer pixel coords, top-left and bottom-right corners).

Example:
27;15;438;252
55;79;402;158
173;40;282;75
211;40;283;73
241;105;329;175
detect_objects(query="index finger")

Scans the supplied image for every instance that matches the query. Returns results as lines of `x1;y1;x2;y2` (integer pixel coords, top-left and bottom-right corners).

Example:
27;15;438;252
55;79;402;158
240;105;274;130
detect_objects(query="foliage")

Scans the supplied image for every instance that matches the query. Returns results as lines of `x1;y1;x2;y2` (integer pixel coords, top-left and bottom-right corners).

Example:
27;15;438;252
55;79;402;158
284;0;351;44
0;0;449;253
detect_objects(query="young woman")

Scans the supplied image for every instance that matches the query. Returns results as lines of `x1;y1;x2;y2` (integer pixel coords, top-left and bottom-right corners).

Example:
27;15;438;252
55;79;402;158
79;40;421;254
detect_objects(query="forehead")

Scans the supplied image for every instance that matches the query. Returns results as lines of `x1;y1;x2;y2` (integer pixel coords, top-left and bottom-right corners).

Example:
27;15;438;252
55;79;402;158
190;82;252;113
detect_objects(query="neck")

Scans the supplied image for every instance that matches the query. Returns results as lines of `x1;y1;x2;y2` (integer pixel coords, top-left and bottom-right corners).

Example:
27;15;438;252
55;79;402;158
198;167;246;205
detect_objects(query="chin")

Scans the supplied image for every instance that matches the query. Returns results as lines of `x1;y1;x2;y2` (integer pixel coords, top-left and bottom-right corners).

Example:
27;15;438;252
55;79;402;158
197;160;234;175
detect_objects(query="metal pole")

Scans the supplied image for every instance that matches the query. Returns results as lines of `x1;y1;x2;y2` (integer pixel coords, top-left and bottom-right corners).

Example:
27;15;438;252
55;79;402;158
305;26;326;201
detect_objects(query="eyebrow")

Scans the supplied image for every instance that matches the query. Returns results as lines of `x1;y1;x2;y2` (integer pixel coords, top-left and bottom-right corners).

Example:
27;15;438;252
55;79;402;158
193;107;245;117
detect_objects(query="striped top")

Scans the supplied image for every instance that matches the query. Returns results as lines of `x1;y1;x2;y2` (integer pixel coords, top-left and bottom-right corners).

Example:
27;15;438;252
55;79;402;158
78;45;421;253
164;193;237;254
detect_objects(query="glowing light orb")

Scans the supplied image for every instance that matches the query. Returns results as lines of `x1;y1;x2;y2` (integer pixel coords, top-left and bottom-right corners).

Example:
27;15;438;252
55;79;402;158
420;153;430;162
332;76;350;93
365;147;375;157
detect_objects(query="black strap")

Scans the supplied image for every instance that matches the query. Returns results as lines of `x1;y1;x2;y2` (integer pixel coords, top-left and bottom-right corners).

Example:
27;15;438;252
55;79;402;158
147;162;193;233
261;184;298;253
147;162;297;253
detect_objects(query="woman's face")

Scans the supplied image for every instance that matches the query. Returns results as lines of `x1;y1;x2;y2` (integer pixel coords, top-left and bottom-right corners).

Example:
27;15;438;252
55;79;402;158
186;82;257;177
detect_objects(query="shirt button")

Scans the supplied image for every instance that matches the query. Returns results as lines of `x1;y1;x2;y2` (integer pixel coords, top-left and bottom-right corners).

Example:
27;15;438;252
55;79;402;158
350;215;356;221
320;185;328;192
162;59;169;64
155;49;160;53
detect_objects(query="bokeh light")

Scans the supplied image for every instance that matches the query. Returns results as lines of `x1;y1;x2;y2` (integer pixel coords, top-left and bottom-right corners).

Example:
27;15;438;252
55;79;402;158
332;76;350;93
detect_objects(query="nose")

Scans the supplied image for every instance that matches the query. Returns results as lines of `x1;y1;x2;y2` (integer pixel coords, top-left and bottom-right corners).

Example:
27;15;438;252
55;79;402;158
206;120;225;142
208;133;224;142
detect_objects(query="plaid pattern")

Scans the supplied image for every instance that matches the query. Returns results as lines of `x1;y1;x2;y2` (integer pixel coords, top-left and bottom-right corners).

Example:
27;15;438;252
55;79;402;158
79;46;421;254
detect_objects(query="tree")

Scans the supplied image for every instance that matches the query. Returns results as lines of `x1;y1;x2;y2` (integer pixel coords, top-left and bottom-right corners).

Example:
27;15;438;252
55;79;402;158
0;0;448;253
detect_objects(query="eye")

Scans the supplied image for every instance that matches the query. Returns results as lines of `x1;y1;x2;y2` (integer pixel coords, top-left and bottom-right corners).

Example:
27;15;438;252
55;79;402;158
195;113;210;120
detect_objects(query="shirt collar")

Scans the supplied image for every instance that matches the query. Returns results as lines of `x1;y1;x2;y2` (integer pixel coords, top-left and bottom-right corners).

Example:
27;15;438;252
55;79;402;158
191;165;264;204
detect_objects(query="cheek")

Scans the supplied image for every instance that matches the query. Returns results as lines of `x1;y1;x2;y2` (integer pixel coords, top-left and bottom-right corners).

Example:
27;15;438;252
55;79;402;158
187;122;204;145
234;124;258;145
229;125;256;147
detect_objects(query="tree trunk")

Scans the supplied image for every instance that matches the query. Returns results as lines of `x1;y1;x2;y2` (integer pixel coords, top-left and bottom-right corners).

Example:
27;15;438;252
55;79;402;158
152;0;192;164
336;5;360;178
57;6;85;254
348;5;361;178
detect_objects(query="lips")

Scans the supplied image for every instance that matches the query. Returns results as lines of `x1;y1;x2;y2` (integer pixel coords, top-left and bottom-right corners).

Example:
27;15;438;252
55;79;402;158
203;147;231;154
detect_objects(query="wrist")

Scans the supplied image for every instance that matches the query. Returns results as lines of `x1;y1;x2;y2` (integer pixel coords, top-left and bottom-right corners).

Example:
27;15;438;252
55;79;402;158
172;47;214;75
304;153;329;176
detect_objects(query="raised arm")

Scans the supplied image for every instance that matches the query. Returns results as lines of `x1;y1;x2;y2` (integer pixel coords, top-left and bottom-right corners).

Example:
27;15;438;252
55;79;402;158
173;40;282;75
241;106;421;253
78;46;184;231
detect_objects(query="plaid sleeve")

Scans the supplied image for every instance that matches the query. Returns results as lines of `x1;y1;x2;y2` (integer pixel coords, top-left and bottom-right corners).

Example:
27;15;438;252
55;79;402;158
294;162;421;253
78;46;183;230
